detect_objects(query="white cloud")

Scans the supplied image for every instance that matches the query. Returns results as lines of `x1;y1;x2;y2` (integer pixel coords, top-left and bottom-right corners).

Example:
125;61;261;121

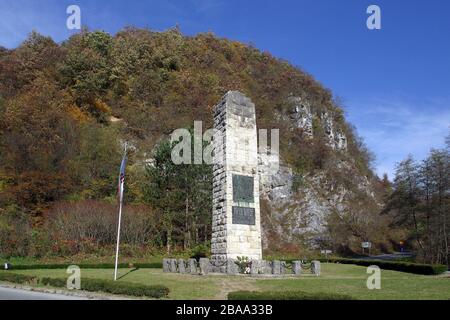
346;97;450;179
190;0;224;14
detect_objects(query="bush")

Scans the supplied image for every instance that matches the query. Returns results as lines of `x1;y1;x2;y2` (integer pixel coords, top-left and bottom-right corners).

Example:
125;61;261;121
0;272;36;284
318;258;447;275
9;263;127;270
228;290;355;300
81;279;169;298
40;277;66;287
45;200;159;256
40;277;169;299
8;262;162;270
134;262;163;268
0;207;33;257
190;244;210;260
0;271;169;298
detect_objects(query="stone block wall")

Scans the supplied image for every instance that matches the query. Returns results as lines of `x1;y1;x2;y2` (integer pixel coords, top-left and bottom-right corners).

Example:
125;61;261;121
211;91;262;261
162;258;319;276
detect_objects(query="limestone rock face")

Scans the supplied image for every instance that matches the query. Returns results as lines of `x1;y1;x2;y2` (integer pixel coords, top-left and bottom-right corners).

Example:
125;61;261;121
257;97;376;249
289;97;313;137
258;152;293;201
285;97;347;151
320;112;347;151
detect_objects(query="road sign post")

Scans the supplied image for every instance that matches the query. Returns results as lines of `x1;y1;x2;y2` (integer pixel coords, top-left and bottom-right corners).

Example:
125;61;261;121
362;242;372;255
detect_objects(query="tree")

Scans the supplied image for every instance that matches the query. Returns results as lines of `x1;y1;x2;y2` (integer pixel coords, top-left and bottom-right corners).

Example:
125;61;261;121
58;31;113;121
0;78;77;212
386;146;450;265
143;140;183;254
388;156;423;249
142;137;212;254
426;149;449;265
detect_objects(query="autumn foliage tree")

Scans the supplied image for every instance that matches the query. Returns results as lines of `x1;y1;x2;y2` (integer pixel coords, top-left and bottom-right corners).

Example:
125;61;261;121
385;140;450;265
0;28;384;258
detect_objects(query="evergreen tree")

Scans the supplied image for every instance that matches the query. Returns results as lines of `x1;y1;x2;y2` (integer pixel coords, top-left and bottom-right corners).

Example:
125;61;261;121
142;137;212;254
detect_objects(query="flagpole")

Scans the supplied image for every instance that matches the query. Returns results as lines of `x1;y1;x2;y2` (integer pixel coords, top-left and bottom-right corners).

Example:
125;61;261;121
114;199;123;281
114;143;127;281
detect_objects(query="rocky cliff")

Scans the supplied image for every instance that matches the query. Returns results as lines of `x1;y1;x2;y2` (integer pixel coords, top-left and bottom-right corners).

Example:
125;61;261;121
0;28;382;254
258;96;378;251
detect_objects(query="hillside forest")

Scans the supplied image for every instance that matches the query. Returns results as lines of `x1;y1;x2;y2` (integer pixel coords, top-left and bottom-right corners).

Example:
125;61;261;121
0;28;448;265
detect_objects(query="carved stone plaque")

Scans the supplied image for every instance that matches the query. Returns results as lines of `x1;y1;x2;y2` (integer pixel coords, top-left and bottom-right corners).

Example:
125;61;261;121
232;174;254;203
232;206;255;225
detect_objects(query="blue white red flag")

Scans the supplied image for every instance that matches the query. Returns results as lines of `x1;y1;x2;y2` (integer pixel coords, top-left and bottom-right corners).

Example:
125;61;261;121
118;155;127;203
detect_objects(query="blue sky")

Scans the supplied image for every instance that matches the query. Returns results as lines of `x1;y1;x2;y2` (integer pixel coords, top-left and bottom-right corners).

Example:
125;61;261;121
1;0;449;178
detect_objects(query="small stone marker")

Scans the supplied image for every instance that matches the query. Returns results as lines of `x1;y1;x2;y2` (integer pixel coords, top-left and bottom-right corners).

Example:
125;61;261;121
199;258;210;275
272;260;281;275
162;258;170;273
280;261;287;274
250;260;261;275
169;259;178;273
311;260;321;276
292;261;302;275
226;259;239;275
178;259;186;273
188;259;197;274
262;260;272;274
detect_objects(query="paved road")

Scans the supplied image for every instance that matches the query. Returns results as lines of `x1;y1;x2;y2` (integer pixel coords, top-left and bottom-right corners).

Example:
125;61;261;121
359;252;414;261
0;286;89;300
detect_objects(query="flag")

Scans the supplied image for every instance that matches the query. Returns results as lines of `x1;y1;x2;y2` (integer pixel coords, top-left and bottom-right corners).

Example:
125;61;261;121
118;154;127;203
114;146;127;281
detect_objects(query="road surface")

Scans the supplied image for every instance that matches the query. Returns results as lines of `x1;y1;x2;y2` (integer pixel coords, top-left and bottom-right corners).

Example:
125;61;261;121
360;252;414;261
0;286;89;300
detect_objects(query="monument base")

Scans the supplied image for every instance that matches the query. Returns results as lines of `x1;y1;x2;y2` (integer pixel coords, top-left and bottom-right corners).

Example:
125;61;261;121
162;258;321;276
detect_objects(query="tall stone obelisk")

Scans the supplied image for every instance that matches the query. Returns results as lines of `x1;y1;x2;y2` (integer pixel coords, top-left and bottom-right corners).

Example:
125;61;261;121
211;91;262;261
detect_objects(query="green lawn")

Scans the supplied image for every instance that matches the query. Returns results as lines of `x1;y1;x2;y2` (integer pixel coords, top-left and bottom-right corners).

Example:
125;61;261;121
5;263;450;300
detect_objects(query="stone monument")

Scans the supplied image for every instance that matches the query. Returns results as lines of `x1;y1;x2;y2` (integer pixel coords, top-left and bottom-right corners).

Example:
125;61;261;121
211;91;262;262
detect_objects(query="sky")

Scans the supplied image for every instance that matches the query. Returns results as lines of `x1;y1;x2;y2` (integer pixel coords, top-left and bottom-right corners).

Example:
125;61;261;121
1;0;449;179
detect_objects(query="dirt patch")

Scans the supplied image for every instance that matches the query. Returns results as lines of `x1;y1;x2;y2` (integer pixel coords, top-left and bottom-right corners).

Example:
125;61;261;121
214;277;260;300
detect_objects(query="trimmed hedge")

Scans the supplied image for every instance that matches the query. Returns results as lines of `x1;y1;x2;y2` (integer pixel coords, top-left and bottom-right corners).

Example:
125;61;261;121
228;290;355;300
81;279;169;298
317;258;448;275
0;272;37;284
40;277;66;287
134;262;163;269
4;258;446;275
40;277;169;299
6;262;163;270
0;272;169;299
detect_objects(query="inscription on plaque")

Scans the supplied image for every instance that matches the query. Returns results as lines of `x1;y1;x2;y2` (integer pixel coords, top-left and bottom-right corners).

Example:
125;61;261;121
232;174;254;203
232;206;255;225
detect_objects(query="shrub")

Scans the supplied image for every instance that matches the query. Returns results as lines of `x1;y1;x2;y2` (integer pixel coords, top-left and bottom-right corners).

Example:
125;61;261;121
190;244;210;260
318;258;447;275
235;256;251;274
0;271;169;298
228;290;355;300
9;263;127;270
40;277;66;287
82;279;169;298
45;200;159;255
40;277;169;299
134;262;163;268
0;272;36;284
0;207;33;257
8;262;162;270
